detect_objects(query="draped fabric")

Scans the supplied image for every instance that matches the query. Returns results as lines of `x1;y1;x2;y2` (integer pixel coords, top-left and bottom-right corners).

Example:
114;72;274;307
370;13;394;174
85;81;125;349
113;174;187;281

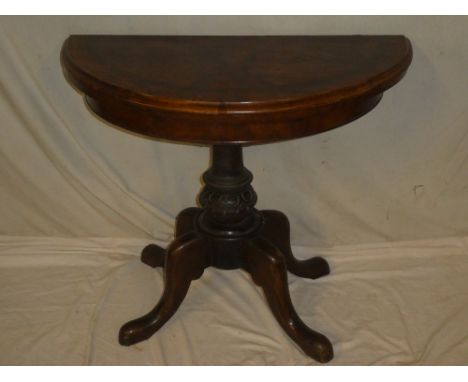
1;235;467;365
0;16;467;365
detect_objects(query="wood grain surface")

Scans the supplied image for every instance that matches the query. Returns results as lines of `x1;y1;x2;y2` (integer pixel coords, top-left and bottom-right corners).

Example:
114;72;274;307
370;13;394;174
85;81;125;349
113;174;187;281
61;35;412;145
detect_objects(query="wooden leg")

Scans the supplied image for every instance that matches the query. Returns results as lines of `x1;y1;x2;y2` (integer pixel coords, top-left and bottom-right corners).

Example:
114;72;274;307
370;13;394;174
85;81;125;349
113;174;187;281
119;232;211;346
174;207;200;238
261;210;330;279
119;145;334;361
140;208;202;268
141;244;165;268
243;236;333;363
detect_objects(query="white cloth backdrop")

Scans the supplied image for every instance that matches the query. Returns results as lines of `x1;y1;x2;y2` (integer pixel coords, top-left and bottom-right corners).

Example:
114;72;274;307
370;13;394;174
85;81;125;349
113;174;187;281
0;16;467;365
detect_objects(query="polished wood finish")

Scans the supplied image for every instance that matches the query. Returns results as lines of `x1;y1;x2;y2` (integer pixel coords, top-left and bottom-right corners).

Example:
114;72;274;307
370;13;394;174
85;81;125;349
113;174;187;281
122;146;336;362
61;35;412;363
122;207;333;363
61;35;412;145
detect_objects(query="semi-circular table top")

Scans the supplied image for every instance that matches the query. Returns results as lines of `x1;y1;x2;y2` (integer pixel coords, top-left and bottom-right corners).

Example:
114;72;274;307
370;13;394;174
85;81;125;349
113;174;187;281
61;35;412;145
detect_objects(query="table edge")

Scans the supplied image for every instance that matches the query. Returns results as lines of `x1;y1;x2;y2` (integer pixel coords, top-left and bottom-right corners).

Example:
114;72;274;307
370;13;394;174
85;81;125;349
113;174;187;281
61;35;413;116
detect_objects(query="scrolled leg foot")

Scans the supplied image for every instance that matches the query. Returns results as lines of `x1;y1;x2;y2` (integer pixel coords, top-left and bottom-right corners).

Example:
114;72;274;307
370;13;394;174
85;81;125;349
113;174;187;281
140;208;202;269
288;256;330;280
119;232;211;346
243;237;333;363
141;244;166;268
261;210;330;280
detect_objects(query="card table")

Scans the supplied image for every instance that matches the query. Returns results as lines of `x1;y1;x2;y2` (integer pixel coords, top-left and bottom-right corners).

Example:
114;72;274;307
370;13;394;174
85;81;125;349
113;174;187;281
61;35;412;363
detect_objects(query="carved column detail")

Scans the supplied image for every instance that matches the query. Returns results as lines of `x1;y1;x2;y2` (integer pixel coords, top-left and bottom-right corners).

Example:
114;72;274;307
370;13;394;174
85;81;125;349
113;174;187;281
197;145;262;237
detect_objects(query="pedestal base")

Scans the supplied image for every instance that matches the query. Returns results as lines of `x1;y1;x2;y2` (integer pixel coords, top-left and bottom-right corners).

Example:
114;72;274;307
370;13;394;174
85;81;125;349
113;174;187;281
119;207;333;363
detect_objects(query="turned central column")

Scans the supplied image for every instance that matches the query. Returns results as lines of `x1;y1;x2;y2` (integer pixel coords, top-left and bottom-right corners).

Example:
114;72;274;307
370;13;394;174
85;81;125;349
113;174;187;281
197;145;262;237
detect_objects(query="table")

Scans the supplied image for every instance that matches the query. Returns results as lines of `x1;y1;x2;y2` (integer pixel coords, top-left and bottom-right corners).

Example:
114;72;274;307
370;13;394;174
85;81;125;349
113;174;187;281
61;35;412;363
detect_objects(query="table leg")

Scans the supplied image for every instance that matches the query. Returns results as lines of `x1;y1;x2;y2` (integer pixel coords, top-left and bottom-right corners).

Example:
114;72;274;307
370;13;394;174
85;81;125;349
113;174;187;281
260;210;330;279
119;231;210;346
119;145;334;363
140;207;201;268
141;244;165;268
243;236;334;363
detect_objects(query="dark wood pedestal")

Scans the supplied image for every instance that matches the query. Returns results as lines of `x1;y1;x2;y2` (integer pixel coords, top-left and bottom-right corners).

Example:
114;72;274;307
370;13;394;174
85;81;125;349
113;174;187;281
119;145;333;362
